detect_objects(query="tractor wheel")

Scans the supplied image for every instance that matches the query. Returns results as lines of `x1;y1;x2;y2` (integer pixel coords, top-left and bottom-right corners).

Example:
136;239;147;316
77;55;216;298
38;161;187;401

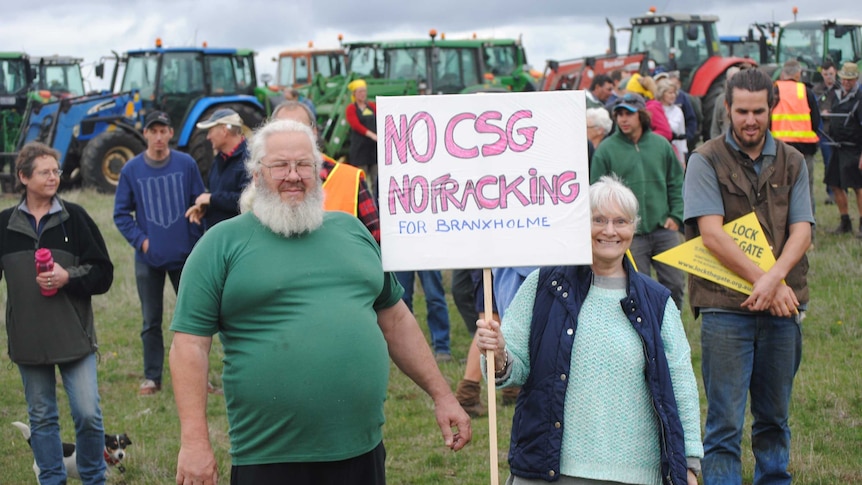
188;104;265;185
81;130;145;193
700;73;726;142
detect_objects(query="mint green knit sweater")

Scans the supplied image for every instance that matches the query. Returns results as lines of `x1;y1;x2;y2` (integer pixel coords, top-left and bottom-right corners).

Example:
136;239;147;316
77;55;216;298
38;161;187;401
494;271;703;485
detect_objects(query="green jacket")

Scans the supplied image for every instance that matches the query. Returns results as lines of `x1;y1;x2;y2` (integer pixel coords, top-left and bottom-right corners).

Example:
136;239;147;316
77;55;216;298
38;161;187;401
590;129;684;233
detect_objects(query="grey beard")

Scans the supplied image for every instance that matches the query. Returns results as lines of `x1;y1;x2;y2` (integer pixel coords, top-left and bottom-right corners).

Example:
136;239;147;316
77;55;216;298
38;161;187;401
250;179;325;237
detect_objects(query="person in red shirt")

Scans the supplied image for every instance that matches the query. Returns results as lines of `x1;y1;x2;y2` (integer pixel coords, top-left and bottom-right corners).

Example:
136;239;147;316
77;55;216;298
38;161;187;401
345;79;379;196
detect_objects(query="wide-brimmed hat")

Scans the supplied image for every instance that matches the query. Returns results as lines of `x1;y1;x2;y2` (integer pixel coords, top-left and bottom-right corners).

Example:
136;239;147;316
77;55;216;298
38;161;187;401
196;109;243;129
838;62;859;80
612;93;647;113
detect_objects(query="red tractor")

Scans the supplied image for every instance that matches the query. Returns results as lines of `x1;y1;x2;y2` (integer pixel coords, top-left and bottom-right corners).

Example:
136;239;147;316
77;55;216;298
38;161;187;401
544;9;756;141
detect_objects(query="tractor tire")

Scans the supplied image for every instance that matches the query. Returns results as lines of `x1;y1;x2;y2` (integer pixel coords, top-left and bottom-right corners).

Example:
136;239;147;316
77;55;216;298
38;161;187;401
700;73;726;142
81;130;145;193
188;103;265;185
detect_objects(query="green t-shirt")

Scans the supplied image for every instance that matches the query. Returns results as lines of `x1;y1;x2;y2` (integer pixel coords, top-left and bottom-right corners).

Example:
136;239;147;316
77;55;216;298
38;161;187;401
171;211;403;465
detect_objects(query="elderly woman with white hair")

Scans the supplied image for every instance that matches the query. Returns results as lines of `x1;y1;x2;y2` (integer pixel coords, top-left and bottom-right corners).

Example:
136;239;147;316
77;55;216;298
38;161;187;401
585;107;613;152
476;175;703;485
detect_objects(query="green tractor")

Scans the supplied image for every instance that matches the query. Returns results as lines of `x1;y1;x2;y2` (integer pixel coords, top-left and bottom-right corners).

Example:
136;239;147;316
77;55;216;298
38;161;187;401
774;18;862;83
1;53;33;171
303;32;537;159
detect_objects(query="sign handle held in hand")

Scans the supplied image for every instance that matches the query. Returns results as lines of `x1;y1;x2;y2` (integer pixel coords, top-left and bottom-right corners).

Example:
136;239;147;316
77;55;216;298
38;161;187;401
483;268;499;485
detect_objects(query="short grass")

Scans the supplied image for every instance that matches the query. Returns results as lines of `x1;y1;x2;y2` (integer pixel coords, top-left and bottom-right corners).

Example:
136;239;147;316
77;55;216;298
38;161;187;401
0;158;860;484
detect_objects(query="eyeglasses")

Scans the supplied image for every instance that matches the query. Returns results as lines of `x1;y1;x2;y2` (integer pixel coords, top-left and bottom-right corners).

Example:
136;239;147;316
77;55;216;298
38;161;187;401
591;216;633;228
259;160;315;179
34;169;62;179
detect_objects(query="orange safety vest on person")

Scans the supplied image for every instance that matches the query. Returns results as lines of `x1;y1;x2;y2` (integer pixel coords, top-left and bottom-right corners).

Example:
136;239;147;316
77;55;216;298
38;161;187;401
322;155;362;216
771;80;819;143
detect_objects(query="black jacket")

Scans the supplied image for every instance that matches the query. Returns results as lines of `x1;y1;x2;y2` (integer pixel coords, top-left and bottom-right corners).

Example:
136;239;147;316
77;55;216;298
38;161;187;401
0;198;113;365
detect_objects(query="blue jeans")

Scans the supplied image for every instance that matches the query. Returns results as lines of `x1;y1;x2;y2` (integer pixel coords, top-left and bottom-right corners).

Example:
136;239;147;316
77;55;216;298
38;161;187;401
631;228;686;309
135;260;182;384
395;271;451;354
19;353;105;485
701;312;802;485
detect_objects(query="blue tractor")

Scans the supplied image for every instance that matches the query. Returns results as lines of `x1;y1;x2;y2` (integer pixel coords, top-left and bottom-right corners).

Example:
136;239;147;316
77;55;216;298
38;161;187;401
17;90;144;192
10;55;145;193
98;43;268;184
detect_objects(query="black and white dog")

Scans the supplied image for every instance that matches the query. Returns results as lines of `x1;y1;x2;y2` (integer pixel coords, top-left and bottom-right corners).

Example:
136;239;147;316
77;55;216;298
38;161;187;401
12;421;132;481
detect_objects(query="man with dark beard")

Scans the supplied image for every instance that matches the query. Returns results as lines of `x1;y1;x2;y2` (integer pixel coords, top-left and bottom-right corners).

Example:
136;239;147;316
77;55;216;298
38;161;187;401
168;119;471;485
684;68;812;484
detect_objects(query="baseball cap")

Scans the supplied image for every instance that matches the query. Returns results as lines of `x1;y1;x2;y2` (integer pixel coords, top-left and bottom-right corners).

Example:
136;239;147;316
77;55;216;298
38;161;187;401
196;109;243;129
144;111;172;129
612;93;646;113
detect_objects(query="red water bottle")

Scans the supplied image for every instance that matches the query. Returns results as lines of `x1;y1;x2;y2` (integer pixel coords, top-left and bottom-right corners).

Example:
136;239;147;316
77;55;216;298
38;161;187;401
35;248;57;297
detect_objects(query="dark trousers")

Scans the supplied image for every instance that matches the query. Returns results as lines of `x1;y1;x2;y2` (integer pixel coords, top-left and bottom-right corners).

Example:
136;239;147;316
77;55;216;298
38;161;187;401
231;441;386;485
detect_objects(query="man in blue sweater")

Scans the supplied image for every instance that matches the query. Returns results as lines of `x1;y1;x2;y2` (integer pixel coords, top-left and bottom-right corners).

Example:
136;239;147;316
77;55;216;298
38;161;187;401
114;111;206;395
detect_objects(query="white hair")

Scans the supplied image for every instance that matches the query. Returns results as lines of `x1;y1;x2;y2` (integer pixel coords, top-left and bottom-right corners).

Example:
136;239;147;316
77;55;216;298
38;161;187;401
590;174;640;227
245;119;322;178
585;108;613;135
240;118;326;236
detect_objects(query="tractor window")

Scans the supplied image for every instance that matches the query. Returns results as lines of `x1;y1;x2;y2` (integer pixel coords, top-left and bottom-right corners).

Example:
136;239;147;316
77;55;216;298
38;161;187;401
295;57;309;85
672;23;710;70
121;54;159;100
314;52;346;78
206;56;237;94
0;59;29;95
348;46;385;78
826;25;860;64
778;26;823;68
160;53;204;95
387;48;427;82
631;24;672;66
278;56;296;87
232;55;254;91
314;54;331;78
484;45;518;75
431;48;479;94
40;64;85;97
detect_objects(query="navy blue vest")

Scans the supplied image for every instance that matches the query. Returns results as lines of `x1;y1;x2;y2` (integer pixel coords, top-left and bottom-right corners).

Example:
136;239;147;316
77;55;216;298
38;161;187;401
508;259;690;484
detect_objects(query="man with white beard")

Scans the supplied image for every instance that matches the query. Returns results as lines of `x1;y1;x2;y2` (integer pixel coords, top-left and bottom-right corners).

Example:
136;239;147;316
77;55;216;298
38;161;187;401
168;119;471;485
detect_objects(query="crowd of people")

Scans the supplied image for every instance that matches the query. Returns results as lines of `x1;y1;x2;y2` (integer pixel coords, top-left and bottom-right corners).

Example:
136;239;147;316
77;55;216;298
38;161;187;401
1;57;859;484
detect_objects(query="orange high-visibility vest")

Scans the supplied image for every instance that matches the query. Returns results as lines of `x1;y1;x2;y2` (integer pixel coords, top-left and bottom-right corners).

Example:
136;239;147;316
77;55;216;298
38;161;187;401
322;156;362;216
771;80;819;143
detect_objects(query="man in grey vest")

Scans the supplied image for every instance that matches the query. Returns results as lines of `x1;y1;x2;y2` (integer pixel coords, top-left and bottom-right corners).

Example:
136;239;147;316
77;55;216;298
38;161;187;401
683;68;813;485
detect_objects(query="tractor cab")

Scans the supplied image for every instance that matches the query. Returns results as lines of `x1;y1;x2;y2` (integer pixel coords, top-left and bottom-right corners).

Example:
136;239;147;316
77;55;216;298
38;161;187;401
31;56;86;99
0;54;32;109
276;44;347;88
777;20;862;72
115;46;259;132
628;12;721;88
345;32;530;95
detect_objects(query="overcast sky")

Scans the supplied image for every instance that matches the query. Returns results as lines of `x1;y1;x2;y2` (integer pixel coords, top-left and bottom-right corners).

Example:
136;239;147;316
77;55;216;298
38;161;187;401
0;0;851;91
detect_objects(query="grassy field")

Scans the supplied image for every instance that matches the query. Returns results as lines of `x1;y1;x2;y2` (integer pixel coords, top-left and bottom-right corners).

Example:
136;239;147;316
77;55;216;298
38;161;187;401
0;162;860;484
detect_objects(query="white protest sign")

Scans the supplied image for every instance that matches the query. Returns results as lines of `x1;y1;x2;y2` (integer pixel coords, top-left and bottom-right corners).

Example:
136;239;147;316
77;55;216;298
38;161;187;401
377;90;592;271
